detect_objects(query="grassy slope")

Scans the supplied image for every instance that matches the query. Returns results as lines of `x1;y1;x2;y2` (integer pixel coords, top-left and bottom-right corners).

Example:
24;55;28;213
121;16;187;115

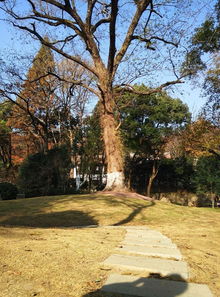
0;193;220;297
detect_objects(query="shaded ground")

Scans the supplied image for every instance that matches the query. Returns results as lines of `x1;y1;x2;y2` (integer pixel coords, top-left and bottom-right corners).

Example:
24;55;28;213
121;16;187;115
0;193;220;296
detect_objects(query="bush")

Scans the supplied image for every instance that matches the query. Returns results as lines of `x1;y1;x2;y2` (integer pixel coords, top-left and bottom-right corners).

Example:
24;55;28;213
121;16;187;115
18;146;70;197
0;182;18;200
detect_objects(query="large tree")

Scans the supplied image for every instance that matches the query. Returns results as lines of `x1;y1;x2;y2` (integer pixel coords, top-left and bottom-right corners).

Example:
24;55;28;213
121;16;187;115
0;0;214;190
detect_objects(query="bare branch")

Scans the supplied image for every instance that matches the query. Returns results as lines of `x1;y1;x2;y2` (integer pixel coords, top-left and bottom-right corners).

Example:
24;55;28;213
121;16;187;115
91;17;111;33
107;0;118;74
169;50;179;79
39;71;101;98
114;0;151;74
0;88;46;128
114;79;185;96
132;35;178;49
86;0;97;28
11;21;99;78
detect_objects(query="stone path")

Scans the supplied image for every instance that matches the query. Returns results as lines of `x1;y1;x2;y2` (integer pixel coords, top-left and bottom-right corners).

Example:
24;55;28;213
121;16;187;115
101;226;214;297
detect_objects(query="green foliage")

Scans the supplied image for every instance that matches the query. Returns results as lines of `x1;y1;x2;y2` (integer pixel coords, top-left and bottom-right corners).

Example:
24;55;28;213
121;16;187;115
18;146;70;197
120;85;191;157
156;158;195;192
192;18;220;53
0;182;18;200
120;85;191;194
182;1;220;128
127;157;195;194
181;49;206;75
194;156;220;196
203;56;220;126
182;1;220;76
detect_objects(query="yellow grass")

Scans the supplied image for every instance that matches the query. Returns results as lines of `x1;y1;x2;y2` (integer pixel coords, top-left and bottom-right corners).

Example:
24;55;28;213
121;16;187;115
0;193;219;297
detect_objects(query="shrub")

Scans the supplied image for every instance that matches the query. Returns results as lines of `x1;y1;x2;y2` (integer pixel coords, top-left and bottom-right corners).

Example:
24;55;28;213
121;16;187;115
0;182;18;200
18;146;70;197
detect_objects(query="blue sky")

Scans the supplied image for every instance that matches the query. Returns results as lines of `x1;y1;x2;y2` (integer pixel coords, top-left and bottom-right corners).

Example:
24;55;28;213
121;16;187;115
0;1;211;118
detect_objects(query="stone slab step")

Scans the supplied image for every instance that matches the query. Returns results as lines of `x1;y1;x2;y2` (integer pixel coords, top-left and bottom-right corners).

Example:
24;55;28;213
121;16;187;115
125;234;172;243
117;244;182;260
124;226;151;230
126;230;167;238
122;238;177;249
103;254;188;279
101;273;214;297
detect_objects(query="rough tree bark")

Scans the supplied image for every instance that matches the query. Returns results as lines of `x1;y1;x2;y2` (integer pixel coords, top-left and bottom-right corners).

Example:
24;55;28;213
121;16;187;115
99;86;125;190
101;109;125;190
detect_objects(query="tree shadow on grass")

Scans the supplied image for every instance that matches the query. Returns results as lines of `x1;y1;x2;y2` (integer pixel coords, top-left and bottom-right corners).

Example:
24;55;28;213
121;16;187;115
99;195;155;226
83;274;188;297
113;200;155;226
0;210;98;228
0;192;155;228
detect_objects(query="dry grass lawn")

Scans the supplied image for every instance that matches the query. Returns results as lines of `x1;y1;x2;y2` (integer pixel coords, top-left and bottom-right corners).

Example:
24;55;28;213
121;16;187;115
0;193;219;297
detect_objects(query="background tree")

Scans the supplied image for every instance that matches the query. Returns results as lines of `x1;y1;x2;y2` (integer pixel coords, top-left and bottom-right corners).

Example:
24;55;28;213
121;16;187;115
0;0;211;190
120;85;191;195
8;42;58;152
80;105;105;191
193;155;220;208
18;146;70;197
182;0;220;74
182;118;220;159
0;101;12;170
202;55;220;126
183;0;220;126
55;59;92;176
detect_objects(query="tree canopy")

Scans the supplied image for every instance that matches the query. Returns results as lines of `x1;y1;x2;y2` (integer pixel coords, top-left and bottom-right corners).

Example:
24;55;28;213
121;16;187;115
119;85;191;194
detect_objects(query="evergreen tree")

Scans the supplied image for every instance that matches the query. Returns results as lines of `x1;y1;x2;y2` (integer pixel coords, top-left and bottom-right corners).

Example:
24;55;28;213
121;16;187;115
9;41;58;152
120;85;191;195
194;156;220;207
0;101;12;169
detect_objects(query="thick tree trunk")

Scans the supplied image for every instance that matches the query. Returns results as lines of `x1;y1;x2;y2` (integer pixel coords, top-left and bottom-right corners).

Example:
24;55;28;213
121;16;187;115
100;91;126;191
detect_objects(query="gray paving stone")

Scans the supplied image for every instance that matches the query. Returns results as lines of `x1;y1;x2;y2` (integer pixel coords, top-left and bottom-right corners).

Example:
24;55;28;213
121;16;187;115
122;238;177;249
125;234;172;243
116;244;182;260
124;226;151;230
101;273;214;297
126;230;166;238
103;254;188;279
125;236;170;242
125;230;171;237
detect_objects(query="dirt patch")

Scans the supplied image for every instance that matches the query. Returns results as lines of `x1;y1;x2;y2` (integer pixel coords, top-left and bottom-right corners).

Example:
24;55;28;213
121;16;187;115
0;227;125;297
99;191;153;201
